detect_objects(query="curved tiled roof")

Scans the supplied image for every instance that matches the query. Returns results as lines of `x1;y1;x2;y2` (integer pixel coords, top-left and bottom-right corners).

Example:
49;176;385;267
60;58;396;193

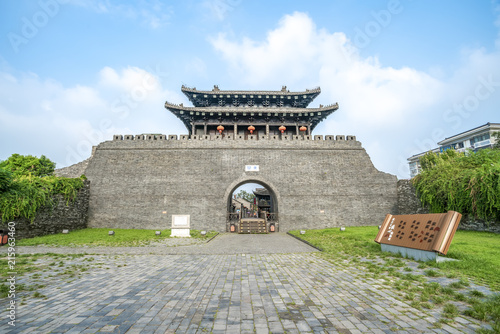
164;101;338;113
181;85;321;96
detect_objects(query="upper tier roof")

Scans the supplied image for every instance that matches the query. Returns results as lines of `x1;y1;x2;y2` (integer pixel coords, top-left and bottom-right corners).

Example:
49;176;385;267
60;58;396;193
181;85;321;108
164;101;338;131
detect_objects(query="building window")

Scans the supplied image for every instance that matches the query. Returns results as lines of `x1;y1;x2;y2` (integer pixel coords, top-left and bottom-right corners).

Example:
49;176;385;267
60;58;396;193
471;133;490;145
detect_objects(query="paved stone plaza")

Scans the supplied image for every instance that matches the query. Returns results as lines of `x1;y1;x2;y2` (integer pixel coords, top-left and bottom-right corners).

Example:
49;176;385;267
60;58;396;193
0;234;485;333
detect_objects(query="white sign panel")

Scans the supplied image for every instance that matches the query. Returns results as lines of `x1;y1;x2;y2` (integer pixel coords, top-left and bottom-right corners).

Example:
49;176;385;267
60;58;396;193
172;215;190;227
245;165;259;172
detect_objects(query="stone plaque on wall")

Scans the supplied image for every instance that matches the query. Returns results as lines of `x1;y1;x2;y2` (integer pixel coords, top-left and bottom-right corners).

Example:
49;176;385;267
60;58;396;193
375;211;462;255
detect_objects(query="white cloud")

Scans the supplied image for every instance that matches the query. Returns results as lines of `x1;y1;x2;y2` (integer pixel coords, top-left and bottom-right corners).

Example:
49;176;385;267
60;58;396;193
0;66;185;168
209;11;500;178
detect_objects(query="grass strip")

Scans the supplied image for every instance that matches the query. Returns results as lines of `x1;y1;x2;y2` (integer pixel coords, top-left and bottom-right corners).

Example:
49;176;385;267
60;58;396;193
16;228;218;247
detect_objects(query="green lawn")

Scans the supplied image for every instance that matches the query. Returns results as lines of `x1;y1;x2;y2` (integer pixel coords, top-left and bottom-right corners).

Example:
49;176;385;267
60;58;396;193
290;226;500;333
289;226;500;291
16;228;218;247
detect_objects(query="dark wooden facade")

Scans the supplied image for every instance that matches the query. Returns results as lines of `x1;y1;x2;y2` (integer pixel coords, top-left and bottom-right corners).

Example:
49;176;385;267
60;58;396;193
165;85;338;137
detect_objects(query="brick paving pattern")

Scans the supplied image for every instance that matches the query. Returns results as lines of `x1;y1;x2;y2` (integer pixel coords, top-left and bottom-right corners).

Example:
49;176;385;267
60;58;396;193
0;234;484;333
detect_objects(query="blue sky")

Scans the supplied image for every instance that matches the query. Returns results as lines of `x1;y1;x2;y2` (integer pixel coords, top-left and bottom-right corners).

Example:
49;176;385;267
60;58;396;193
1;0;499;178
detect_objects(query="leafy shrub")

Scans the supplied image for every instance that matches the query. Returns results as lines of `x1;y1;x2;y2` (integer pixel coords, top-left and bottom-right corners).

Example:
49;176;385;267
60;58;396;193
0;154;55;177
1;174;86;222
0;154;85;222
412;149;500;220
493;132;500;150
0;168;13;192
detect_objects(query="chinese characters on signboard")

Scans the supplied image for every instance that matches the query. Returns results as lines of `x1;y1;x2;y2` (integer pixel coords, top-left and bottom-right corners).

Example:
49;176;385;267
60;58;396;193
375;211;462;255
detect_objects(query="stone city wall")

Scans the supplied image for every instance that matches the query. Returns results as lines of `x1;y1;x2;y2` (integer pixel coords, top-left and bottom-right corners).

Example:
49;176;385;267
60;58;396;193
84;134;398;232
0;181;90;239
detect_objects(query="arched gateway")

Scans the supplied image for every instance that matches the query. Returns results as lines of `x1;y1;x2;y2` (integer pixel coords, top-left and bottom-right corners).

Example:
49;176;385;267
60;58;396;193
83;85;398;232
225;178;279;233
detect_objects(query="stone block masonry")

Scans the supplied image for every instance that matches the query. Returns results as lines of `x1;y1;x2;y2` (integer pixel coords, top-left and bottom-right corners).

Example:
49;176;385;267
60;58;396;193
0;180;90;239
85;135;397;232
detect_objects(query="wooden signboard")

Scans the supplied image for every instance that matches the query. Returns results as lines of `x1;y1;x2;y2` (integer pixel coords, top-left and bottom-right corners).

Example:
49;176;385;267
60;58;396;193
375;211;462;255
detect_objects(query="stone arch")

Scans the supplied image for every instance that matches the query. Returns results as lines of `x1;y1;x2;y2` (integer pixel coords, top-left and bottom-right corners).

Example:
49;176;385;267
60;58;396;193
224;176;280;232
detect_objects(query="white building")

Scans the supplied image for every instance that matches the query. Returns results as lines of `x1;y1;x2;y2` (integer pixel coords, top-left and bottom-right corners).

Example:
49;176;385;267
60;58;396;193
408;122;500;178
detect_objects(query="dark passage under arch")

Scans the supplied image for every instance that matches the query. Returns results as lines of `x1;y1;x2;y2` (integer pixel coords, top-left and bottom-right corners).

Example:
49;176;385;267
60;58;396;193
226;180;279;233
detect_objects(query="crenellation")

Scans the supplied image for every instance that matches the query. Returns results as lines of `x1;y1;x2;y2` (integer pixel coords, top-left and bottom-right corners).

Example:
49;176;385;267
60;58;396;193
109;134;365;143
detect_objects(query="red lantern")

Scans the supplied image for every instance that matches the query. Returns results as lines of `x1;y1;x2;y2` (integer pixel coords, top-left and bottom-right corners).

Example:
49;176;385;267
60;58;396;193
217;125;224;134
299;126;307;132
248;125;255;134
279;125;286;134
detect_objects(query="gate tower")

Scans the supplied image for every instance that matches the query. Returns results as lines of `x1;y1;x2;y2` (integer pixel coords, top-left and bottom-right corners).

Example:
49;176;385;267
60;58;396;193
80;85;397;232
165;85;338;138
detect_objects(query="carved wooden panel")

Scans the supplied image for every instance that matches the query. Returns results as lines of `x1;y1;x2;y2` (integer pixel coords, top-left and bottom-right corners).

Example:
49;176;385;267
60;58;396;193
375;211;462;255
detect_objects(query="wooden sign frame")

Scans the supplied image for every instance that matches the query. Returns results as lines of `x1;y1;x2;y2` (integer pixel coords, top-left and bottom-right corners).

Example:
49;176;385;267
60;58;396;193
375;211;462;255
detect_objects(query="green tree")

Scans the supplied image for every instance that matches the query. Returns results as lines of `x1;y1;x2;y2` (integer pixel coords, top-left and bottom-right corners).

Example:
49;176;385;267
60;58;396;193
412;148;500;220
0;168;13;192
235;190;255;202
492;131;500;150
0;154;55;177
419;149;461;172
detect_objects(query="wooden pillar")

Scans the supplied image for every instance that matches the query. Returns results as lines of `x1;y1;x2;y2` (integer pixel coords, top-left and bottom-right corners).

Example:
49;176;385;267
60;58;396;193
191;122;195;135
234;123;238;136
266;124;269;136
307;124;311;136
204;123;207;135
295;124;299;136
